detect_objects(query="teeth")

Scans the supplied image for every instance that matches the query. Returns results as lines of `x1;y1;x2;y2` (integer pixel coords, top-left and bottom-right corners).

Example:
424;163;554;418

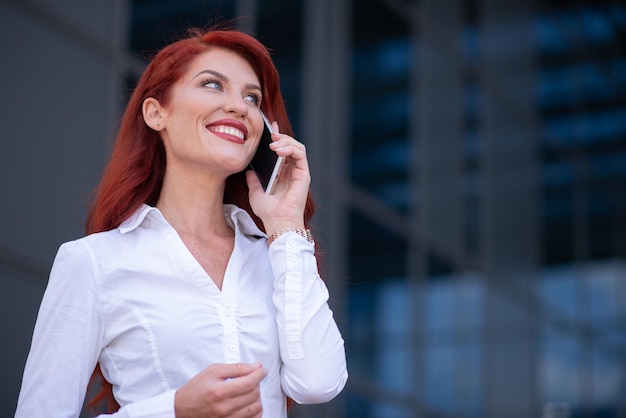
211;125;245;140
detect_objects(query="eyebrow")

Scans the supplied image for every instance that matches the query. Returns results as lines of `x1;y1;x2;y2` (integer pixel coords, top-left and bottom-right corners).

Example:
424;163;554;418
193;69;262;92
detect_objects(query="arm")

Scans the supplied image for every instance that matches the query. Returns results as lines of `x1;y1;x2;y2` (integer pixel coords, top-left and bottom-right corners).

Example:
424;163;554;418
15;240;108;417
268;233;348;404
246;122;348;404
14;241;179;418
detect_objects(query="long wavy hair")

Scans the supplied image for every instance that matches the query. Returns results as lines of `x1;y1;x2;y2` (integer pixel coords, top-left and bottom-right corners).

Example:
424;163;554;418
85;26;313;413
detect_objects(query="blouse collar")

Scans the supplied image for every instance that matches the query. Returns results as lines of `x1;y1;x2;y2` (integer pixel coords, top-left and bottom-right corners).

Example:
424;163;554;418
118;203;266;239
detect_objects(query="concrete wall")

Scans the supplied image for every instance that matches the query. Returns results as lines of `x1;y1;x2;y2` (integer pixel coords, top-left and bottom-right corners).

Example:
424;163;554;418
0;0;127;414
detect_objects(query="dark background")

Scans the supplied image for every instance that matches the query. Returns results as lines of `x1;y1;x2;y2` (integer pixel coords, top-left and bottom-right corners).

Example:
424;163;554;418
2;0;625;417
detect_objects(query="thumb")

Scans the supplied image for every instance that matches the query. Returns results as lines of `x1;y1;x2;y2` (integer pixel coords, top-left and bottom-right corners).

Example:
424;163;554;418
246;169;263;195
212;362;263;380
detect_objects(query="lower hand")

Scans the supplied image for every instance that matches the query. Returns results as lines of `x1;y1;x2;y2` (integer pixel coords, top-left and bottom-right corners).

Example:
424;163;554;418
174;363;266;418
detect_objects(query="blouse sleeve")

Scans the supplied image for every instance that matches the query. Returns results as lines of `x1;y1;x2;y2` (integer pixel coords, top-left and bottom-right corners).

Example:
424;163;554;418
14;240;177;418
268;231;348;404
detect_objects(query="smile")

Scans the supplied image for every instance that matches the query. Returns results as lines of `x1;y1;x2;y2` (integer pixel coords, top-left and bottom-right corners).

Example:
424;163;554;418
209;125;246;141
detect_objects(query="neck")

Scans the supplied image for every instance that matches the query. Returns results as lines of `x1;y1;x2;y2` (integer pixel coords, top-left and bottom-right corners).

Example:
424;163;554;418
156;168;233;238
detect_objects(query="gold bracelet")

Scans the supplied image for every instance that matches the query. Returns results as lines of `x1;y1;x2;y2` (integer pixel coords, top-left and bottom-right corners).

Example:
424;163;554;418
267;228;314;246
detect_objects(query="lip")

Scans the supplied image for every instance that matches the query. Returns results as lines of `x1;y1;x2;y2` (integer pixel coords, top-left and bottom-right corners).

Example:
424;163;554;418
207;119;249;143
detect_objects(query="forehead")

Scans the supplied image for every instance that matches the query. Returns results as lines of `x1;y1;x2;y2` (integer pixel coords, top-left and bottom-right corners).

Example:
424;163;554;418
184;47;260;84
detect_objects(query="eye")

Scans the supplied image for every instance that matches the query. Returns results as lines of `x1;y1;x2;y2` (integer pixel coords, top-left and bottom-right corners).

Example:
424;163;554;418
202;79;222;90
244;92;262;106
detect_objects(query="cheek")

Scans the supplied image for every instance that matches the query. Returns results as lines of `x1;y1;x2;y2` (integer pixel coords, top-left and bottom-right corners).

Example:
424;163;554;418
166;113;202;139
248;137;262;157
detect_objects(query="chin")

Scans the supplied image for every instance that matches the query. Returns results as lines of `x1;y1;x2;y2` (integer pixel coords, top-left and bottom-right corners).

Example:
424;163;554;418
220;158;250;174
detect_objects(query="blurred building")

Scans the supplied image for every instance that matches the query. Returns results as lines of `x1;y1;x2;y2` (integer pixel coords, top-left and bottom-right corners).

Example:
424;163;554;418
1;0;625;417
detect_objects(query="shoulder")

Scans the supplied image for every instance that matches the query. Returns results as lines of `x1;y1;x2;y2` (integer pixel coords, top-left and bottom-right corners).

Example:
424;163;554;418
57;228;122;255
58;203;155;257
50;229;121;277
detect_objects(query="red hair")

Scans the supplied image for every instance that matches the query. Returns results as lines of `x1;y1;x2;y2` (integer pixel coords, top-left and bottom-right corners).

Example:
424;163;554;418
85;27;312;413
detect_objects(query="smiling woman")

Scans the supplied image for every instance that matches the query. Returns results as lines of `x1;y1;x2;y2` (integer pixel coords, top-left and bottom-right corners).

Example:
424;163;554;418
14;26;348;418
143;48;265;181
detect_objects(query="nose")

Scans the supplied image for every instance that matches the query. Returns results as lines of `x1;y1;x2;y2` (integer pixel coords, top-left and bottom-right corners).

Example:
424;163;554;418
224;93;249;118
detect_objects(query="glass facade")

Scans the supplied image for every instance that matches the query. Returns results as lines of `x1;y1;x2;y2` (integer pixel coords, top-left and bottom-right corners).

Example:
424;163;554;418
127;1;626;417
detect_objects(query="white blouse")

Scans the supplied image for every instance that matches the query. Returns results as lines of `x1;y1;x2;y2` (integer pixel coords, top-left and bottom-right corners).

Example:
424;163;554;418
15;204;347;418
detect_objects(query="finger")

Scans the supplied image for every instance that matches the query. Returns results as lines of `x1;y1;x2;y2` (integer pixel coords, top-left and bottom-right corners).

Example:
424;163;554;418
210;362;263;380
217;366;266;402
220;383;263;417
269;135;304;149
276;146;309;174
221;401;262;418
232;397;263;418
246;170;263;194
222;364;267;392
270;142;307;164
210;392;262;418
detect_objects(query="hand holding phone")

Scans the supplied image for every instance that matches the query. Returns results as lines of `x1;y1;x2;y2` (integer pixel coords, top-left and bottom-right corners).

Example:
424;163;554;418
249;110;285;194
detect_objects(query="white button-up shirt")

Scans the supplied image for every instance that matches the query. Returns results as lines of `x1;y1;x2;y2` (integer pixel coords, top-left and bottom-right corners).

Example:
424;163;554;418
15;204;348;417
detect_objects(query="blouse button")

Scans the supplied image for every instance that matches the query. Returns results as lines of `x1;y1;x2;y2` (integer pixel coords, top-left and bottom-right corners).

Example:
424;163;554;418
228;344;237;352
288;254;298;263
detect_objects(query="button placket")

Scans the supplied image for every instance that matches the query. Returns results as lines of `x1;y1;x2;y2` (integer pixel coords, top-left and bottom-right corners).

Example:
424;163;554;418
220;301;240;362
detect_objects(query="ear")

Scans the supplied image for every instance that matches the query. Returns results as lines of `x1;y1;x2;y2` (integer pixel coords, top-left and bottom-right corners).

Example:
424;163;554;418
142;97;165;131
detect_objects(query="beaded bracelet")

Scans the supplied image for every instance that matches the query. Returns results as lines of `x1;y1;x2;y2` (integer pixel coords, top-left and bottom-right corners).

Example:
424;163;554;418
267;228;314;246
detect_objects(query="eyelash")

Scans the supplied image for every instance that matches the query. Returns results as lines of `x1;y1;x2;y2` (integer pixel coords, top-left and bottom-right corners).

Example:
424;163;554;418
201;79;261;106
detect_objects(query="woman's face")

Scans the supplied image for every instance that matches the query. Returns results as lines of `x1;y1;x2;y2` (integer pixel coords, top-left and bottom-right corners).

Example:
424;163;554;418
153;47;265;177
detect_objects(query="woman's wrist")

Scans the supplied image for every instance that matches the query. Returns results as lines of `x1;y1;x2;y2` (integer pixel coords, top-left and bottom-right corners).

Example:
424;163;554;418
266;228;314;246
263;217;305;236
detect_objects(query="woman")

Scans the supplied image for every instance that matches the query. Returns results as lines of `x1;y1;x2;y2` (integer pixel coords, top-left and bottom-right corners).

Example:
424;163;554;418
15;27;348;418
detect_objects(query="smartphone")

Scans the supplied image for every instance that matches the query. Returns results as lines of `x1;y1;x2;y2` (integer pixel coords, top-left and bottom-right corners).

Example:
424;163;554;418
249;110;285;194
